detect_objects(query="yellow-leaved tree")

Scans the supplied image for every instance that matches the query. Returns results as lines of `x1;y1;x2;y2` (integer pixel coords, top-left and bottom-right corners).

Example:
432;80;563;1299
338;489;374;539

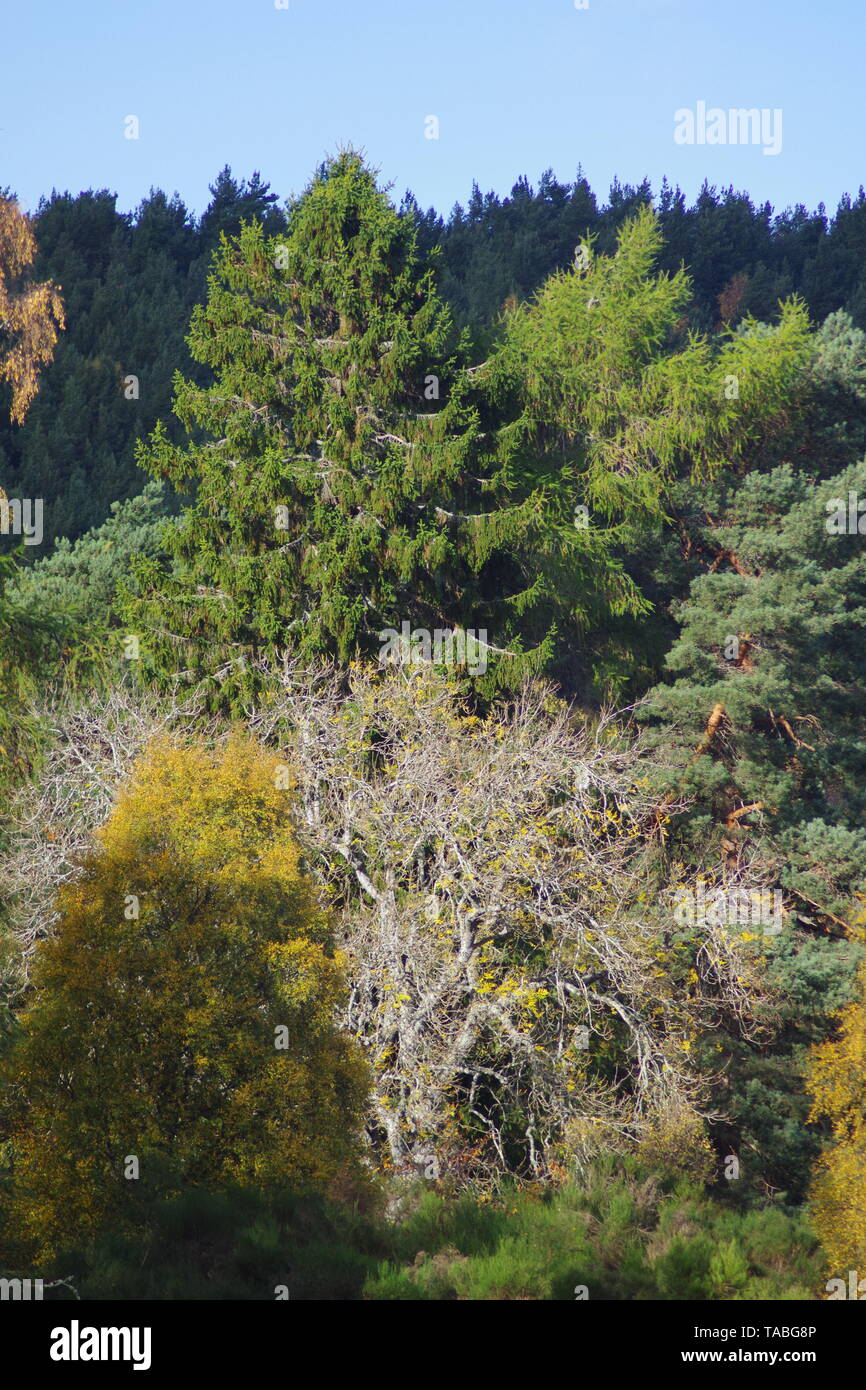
0;196;64;424
0;735;371;1265
806;919;866;1275
0;199;65;795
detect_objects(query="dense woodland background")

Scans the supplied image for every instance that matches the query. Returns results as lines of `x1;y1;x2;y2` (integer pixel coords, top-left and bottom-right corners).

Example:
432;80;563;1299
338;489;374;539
1;156;866;1299
8;165;866;550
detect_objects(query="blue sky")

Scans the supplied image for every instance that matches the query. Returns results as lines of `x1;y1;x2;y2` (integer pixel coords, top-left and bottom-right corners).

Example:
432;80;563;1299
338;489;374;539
4;0;864;219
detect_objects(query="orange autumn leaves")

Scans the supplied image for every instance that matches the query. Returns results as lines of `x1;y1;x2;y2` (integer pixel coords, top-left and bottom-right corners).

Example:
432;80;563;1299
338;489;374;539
0;197;64;424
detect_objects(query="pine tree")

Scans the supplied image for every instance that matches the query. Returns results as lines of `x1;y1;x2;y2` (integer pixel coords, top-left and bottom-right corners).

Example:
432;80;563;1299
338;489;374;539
5;479;170;636
641;456;866;885
637;326;866;1193
197;166;285;251
0;544;67;796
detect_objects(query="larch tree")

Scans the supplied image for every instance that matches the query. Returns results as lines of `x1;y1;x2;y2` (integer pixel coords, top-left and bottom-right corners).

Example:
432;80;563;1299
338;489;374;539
0;197;65;789
479;207;813;697
0;196;64;425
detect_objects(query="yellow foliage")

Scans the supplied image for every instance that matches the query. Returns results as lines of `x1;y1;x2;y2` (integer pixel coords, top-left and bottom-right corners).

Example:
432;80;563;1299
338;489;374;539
0;198;65;423
0;735;370;1264
635;1105;716;1184
806;955;866;1273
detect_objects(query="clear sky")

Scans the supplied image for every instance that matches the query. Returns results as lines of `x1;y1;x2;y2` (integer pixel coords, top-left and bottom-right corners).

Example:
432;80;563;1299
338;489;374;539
4;0;864;220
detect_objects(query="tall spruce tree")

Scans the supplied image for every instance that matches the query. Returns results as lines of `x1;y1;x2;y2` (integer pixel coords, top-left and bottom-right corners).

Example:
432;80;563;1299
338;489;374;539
124;152;491;705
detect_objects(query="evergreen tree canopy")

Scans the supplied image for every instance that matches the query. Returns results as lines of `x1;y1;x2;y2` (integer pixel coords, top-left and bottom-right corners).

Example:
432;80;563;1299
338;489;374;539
641;456;866;912
125;151;487;704
472;209;812;694
124;175;817;705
